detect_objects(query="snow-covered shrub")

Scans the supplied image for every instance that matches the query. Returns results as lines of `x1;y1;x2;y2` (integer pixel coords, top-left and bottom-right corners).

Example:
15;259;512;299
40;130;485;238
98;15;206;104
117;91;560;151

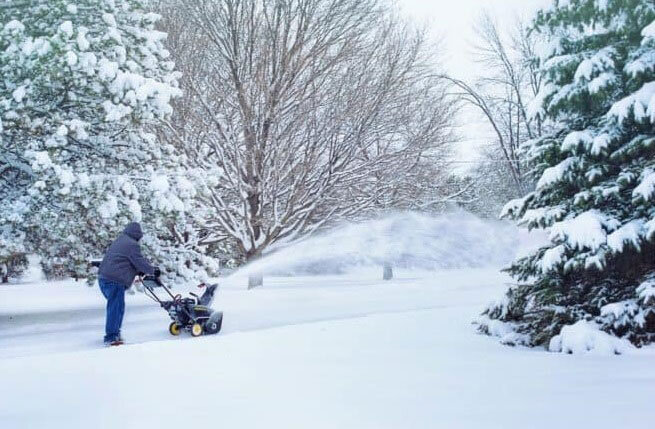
548;320;634;355
476;316;531;347
480;0;655;349
0;0;217;284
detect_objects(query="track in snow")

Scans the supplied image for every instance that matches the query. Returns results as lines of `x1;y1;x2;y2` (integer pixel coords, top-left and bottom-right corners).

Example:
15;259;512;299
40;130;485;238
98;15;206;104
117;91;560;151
0;269;506;359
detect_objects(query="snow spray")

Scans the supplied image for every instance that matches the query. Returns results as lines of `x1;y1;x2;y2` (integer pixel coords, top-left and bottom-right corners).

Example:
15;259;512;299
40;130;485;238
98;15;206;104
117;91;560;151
228;210;545;280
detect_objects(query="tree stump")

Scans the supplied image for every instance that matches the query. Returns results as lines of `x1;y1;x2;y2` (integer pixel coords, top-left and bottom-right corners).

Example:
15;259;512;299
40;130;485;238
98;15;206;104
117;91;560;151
248;273;263;289
383;263;393;281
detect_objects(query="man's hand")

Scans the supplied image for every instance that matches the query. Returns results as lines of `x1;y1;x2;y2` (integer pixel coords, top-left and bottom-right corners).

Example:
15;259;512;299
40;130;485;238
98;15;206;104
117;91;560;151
154;267;161;278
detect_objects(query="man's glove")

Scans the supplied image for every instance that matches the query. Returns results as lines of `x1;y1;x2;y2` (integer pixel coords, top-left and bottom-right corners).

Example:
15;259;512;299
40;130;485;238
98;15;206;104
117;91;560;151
153;267;161;278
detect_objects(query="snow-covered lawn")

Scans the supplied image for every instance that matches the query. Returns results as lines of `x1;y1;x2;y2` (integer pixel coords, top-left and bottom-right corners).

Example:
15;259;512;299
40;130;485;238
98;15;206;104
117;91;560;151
1;269;654;428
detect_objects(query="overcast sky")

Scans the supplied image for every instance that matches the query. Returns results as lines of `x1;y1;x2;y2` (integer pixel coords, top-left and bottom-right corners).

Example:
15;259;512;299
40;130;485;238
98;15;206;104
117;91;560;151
398;0;551;164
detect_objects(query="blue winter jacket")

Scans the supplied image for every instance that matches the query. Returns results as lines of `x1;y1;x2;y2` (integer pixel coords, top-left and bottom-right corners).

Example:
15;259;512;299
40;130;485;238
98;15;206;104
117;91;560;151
98;222;154;287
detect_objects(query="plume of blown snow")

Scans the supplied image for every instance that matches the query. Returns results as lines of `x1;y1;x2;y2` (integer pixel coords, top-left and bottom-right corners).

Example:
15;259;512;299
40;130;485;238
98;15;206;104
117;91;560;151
230;211;544;279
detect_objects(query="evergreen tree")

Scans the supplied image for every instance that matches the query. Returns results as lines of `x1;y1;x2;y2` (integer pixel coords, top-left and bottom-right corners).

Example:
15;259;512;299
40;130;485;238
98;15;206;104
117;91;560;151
0;0;216;283
0;225;27;283
480;0;655;349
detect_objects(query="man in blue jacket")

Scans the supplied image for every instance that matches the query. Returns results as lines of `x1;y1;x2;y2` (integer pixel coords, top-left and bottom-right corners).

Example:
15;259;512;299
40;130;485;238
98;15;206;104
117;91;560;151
98;222;158;345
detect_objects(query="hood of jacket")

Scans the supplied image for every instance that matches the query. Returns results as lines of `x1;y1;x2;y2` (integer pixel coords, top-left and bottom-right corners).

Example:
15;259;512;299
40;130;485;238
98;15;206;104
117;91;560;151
123;222;143;241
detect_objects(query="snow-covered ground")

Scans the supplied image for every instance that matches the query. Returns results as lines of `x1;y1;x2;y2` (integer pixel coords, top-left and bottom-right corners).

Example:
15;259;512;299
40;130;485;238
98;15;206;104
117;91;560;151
1;268;654;429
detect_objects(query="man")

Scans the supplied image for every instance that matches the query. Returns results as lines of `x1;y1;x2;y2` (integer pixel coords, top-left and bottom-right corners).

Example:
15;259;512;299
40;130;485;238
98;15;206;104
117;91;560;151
98;222;159;346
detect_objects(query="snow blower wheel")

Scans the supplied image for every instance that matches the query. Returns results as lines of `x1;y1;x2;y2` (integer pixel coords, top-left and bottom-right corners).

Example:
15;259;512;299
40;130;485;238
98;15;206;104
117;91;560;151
191;323;203;337
169;322;181;336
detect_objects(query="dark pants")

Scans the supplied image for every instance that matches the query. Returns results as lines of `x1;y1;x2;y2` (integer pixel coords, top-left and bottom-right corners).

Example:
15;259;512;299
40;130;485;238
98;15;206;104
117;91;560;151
98;277;126;343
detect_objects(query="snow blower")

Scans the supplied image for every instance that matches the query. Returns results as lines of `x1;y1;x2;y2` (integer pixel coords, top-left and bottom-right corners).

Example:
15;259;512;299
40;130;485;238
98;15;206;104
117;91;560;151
139;275;223;337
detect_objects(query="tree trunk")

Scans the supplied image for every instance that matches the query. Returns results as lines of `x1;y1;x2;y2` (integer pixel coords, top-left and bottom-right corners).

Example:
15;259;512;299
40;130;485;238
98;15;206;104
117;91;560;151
248;273;263;289
245;249;264;290
383;263;393;281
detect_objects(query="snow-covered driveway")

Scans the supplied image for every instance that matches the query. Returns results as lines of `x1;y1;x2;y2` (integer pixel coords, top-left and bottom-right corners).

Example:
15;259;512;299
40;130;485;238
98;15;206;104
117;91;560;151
0;269;503;359
1;269;654;428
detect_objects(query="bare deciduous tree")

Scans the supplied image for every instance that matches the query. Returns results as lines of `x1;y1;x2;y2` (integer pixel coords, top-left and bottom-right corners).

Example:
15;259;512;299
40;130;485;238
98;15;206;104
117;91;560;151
447;13;546;197
157;0;456;270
